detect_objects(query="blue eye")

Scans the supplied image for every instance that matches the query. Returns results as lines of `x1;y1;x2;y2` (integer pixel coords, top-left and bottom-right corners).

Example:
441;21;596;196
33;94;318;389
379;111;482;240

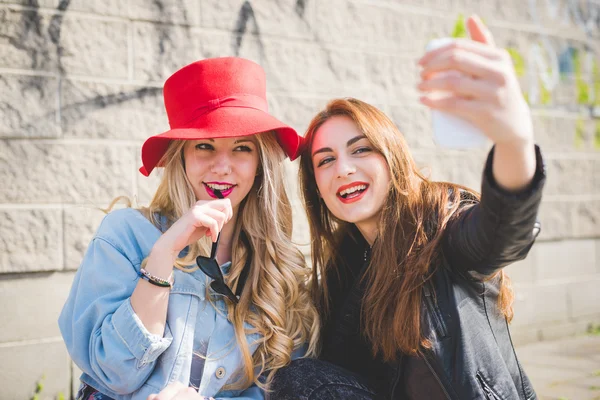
195;143;214;150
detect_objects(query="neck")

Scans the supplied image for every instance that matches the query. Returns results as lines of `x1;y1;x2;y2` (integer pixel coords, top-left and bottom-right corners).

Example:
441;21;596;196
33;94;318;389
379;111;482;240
216;208;239;264
355;219;378;246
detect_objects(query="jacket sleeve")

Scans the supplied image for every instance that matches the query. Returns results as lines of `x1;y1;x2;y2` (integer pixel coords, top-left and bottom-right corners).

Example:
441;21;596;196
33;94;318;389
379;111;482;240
442;145;546;278
58;235;173;394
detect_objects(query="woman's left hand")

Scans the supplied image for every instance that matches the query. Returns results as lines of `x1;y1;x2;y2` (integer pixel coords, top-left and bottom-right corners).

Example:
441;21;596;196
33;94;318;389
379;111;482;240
417;14;534;148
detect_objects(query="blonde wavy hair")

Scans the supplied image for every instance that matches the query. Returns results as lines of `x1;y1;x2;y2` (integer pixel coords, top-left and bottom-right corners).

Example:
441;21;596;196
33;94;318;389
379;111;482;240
111;132;319;390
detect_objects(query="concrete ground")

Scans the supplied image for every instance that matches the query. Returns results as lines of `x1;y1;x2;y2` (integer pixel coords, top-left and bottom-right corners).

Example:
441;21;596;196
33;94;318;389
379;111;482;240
517;335;600;400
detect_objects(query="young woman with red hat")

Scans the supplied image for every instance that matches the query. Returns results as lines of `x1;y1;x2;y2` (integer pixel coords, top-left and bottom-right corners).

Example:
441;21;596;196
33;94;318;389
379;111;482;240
59;57;319;400
271;16;545;400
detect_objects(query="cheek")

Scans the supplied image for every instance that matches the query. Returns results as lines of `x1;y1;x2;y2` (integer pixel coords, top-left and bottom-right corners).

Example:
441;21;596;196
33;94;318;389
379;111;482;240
313;170;330;195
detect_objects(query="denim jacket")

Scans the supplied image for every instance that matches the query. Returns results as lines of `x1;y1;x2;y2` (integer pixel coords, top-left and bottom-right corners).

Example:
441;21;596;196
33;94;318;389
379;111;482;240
59;208;271;400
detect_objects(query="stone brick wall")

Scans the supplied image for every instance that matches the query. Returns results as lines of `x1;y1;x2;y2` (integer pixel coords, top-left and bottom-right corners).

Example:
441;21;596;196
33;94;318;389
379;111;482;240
0;0;598;398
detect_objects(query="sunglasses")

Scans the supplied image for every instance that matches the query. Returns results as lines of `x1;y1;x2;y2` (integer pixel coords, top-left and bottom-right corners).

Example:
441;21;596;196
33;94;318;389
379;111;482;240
195;189;239;305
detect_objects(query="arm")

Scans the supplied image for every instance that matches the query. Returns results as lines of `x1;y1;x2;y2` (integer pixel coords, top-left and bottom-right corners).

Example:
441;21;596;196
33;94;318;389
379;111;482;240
59;236;173;394
442;144;545;277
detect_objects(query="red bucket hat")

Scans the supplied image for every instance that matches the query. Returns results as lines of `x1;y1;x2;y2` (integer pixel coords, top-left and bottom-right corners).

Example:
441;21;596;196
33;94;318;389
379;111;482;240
139;57;301;176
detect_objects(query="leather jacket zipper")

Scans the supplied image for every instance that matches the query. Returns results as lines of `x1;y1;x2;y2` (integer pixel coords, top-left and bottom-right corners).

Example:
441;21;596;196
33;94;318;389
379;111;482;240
423;355;452;400
423;283;448;338
476;372;501;400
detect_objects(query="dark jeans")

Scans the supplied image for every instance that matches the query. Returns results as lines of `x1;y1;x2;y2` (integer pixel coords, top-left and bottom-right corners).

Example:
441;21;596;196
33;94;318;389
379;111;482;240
270;358;378;400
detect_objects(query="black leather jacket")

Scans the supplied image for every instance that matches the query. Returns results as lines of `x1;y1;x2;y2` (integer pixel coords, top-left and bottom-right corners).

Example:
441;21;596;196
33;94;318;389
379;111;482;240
321;145;546;400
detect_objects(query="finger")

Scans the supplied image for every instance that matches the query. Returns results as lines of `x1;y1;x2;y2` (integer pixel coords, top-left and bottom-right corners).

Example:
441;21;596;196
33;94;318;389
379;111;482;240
153;382;187;400
418;73;497;101
420;93;488;122
467;14;496;47
200;207;228;231
147;395;157;400
419;38;500;66
420;50;506;84
211;198;233;221
194;214;220;243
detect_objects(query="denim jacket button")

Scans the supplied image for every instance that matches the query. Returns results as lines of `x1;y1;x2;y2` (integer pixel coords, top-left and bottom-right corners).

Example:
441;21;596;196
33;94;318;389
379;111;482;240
215;367;226;379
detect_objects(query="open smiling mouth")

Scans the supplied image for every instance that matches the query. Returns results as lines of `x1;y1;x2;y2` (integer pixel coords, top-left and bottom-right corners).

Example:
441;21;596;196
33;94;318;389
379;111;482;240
203;182;236;198
336;183;369;203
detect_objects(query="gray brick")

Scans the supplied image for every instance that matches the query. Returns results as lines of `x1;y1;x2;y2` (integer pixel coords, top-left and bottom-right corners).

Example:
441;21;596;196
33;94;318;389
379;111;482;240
0;208;62;273
534;239;596;282
574;200;600;238
268;95;326;138
509;326;541;347
505;254;536;285
64;1;128;18
539;320;597;341
200;0;314;40
59;16;129;78
0;1;55;6
60;79;165;141
0;339;70;400
413;149;488;190
537;201;575;241
63;206;106;270
0;74;59;138
0;271;75;341
532;113;578;152
388;105;436;150
132;22;202;82
597;239;600;274
0;140;135;204
544;158;595;196
511;283;569;327
567;277;600;319
315;1;450;54
129;0;200;25
0;7;59;71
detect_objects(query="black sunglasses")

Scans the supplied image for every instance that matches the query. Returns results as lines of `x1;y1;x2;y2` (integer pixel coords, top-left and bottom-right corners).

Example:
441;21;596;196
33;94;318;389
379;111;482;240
195;190;239;305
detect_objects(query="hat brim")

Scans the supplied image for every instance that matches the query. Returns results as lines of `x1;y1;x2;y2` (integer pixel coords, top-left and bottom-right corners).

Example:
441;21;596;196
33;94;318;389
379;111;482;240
140;107;301;176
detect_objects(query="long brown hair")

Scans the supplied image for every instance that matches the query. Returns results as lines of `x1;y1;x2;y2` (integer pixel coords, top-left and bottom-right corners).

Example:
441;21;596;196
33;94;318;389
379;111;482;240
299;98;513;361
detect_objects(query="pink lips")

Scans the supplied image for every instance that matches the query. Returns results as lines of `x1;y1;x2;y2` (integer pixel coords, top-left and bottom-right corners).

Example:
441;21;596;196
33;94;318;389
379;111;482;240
204;182;235;198
336;181;369;204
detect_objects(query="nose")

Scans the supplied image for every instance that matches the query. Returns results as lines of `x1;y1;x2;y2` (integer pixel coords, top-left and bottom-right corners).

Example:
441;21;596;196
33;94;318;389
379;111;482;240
210;155;232;176
335;155;356;179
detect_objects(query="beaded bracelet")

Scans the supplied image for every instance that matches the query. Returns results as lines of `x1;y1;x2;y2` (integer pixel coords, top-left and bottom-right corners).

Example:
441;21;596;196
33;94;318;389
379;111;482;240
139;268;174;288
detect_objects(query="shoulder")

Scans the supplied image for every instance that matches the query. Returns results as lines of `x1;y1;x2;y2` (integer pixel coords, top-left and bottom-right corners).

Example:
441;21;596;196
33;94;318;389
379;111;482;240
94;208;162;257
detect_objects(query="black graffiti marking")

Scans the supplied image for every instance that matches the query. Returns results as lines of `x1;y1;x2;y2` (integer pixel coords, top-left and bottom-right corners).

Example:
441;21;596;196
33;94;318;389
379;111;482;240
0;0;70;72
295;0;306;18
233;1;263;57
48;0;71;73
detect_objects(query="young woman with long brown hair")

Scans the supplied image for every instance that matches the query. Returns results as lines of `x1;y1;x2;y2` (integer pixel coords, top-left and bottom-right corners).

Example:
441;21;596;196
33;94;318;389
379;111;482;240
272;16;545;400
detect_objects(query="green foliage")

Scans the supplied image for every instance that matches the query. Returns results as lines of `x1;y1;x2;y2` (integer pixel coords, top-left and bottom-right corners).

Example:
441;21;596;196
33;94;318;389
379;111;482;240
595;122;600;150
507;47;526;77
575;118;586;148
589;323;600;335
451;14;468;38
31;375;45;400
573;49;592;105
540;79;552;105
30;375;65;400
593;60;600;106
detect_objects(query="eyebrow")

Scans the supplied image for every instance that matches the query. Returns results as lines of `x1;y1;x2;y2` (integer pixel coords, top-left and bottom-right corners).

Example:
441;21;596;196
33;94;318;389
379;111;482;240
199;138;254;144
234;139;255;144
312;135;367;157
